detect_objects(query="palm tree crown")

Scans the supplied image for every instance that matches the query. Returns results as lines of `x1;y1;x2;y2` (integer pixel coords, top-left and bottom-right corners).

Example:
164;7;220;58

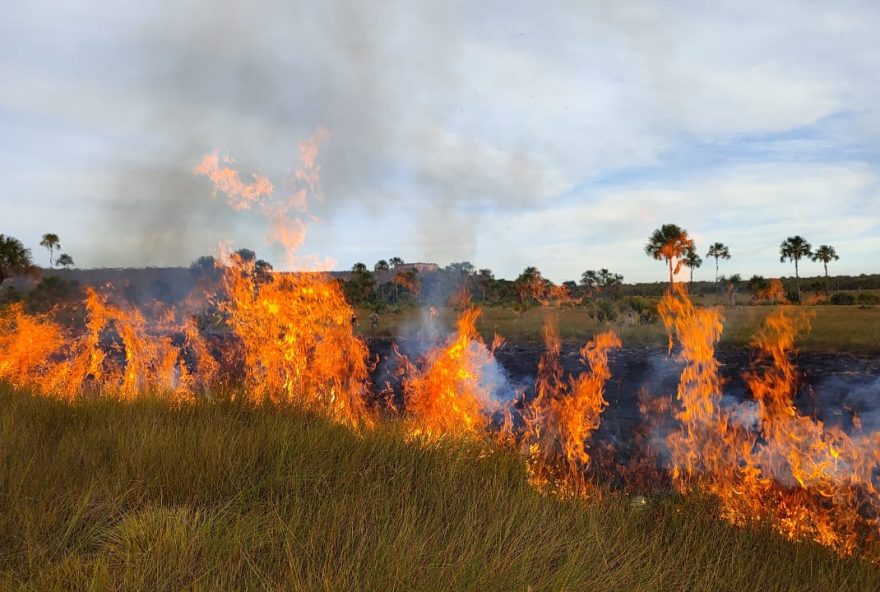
779;236;812;302
811;244;839;297
39;233;60;267
811;245;838;265
0;234;35;284
645;224;693;285
706;242;731;282
683;247;703;283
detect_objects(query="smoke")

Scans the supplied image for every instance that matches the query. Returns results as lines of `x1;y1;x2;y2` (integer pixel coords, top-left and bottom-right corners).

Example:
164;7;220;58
810;374;880;432
82;0;565;269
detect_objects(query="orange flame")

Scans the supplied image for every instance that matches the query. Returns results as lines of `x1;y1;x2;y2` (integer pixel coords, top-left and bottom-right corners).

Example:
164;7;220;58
660;284;880;557
401;308;498;440
220;255;373;428
525;317;621;496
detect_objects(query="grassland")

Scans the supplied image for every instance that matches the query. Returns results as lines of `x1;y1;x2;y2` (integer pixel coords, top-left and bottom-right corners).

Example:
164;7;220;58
357;302;880;352
1;387;878;591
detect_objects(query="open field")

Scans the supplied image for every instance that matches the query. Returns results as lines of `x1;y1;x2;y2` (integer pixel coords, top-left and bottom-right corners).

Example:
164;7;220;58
357;303;880;352
1;387;877;591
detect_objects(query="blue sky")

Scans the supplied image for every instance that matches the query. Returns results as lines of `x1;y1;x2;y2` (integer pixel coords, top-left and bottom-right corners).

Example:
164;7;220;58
2;0;879;282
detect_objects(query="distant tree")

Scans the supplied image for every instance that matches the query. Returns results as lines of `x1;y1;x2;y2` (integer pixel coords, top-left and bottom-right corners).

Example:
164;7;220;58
515;266;546;305
747;275;768;297
389;257;405;268
720;273;742;307
0;234;35;284
56;253;74;269
345;262;376;304
474;268;495;302
40;233;60;267
445;261;475;275
190;255;219;282
235;248;256;263
581;268;623;296
644;224;693;285
373;260;391;299
811;244;839;297
683;247;703;283
705;242;731;283
779;236;812;303
254;259;274;284
392;268;420;300
580;270;601;291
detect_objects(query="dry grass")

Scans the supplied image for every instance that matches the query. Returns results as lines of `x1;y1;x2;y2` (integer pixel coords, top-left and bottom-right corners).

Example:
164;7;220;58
1;386;878;591
358;303;880;351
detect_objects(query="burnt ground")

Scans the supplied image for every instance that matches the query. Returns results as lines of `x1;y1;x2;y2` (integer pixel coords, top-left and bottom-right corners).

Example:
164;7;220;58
367;338;880;458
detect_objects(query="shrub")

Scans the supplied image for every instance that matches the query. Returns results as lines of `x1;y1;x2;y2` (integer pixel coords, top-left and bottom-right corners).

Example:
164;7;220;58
830;293;856;305
858;293;879;305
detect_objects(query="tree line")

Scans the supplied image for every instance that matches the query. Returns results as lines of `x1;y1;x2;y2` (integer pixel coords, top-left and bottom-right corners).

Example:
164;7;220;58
643;223;841;303
0;226;856;309
0;233;74;285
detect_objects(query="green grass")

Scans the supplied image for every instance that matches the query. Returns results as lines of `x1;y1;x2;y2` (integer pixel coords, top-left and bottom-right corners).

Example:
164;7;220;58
1;387;877;591
357;303;880;352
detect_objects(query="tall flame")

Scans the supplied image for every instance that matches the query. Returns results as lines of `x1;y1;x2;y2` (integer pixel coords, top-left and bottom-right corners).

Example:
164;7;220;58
401;308;497;440
525;317;621;496
660;284;880;557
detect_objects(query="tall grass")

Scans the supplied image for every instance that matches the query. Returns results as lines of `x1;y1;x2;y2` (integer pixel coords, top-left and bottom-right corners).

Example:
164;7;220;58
0;386;877;591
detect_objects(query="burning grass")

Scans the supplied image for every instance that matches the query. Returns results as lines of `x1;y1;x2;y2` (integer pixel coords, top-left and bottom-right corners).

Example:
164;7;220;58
1;386;878;591
3;275;880;566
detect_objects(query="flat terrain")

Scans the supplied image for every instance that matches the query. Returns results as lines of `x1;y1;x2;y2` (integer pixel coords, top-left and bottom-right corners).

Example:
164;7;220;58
357;303;880;352
1;387;877;591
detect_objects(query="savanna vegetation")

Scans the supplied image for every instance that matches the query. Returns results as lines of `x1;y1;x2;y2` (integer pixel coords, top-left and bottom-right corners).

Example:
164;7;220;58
1;387;877;592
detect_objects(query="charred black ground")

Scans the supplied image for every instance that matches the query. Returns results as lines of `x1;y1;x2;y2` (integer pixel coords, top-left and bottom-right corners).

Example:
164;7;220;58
367;338;880;462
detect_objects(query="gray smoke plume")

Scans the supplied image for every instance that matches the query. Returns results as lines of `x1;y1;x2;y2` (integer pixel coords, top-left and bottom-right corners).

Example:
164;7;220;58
82;0;562;268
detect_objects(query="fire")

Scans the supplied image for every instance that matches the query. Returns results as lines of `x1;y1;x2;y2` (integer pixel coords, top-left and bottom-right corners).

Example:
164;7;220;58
192;153;273;211
0;290;201;401
754;278;787;304
220;255;373;428
4;128;880;562
401;308;498;440
193;128;333;270
524;317;621;496
660;284;880;557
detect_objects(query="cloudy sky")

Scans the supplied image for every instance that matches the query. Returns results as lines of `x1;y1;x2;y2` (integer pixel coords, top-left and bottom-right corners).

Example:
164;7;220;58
2;0;879;282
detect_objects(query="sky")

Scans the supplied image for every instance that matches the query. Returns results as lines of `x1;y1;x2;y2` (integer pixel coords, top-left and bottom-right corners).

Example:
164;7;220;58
2;0;879;283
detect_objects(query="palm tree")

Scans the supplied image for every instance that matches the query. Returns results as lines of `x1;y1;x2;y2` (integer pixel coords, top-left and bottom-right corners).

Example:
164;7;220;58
644;224;693;285
779;236;812;303
0;234;35;284
389;257;405;268
39;233;60;267
705;242;731;283
57;253;74;269
683;247;702;283
811;245;839;297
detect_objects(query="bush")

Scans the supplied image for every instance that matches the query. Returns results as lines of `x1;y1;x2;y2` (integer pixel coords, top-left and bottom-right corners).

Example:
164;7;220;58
858;293;879;305
830;293;856;305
